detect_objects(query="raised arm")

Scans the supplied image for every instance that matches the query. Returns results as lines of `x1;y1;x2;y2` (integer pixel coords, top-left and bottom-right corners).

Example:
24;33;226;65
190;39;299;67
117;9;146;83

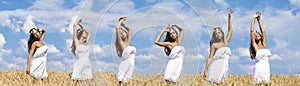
122;23;132;44
256;12;267;47
154;27;170;47
225;9;233;44
203;43;216;78
26;42;36;74
38;28;46;41
173;24;184;45
250;14;259;51
116;17;126;44
73;18;81;47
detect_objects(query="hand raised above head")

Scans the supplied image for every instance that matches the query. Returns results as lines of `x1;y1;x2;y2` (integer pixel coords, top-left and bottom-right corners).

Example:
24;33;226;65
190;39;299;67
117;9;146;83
256;11;261;20
228;9;233;14
119;16;127;21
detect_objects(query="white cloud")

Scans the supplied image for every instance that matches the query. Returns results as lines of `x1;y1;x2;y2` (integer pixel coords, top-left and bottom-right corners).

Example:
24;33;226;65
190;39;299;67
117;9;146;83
22;15;36;34
296;51;300;57
214;0;229;10
48;44;61;53
65;39;73;51
290;0;300;8
0;34;6;48
66;16;79;34
28;0;64;10
90;44;103;53
20;39;28;51
230;54;239;61
185;54;205;60
237;47;250;57
270;54;282;60
1;1;10;4
272;38;288;49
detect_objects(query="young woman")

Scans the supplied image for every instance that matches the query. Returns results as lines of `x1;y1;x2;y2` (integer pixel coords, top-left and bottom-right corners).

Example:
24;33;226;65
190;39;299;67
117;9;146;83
115;16;136;85
26;28;48;79
249;12;272;84
71;18;92;80
203;9;233;83
154;24;184;85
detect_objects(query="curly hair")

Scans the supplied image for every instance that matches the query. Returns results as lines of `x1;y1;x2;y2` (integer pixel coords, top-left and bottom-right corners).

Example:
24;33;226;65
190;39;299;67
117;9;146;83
249;31;263;60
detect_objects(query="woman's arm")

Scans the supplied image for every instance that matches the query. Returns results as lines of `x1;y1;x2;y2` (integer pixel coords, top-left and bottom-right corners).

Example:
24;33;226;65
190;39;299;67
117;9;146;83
154;27;170;46
173;24;184;45
116;17;125;45
73;18;81;47
203;43;216;78
251;14;259;51
225;9;233;44
122;23;132;45
39;28;46;41
256;12;267;47
26;42;36;74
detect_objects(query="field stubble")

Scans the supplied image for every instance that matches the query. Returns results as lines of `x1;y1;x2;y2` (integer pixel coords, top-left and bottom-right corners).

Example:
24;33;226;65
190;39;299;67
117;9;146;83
1;70;300;86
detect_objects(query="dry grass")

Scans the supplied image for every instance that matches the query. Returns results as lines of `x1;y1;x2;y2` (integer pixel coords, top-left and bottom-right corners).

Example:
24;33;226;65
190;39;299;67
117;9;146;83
1;70;299;86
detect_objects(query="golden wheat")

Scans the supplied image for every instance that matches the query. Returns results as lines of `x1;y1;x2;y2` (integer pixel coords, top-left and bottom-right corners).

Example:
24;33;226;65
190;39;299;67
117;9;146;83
0;70;299;86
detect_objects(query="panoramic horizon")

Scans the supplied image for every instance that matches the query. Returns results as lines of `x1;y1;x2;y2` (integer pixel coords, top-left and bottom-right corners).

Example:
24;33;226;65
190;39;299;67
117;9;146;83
0;0;300;75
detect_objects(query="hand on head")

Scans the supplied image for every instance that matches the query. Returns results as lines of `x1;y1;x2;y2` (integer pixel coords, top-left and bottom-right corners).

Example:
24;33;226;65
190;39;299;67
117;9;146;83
119;16;127;21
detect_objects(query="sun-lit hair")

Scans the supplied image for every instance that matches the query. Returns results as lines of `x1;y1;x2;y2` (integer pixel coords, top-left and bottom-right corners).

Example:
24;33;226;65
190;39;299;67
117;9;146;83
249;31;263;60
164;26;178;56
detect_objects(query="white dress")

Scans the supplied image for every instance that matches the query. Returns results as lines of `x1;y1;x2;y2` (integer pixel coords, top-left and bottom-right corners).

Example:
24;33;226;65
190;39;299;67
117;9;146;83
118;46;136;82
207;47;231;83
72;45;92;80
164;46;185;82
30;45;48;79
253;49;272;84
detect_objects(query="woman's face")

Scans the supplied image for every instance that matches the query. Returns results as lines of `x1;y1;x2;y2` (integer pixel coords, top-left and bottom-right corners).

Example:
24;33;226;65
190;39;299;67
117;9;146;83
214;30;223;40
31;30;40;39
254;32;262;41
169;29;177;40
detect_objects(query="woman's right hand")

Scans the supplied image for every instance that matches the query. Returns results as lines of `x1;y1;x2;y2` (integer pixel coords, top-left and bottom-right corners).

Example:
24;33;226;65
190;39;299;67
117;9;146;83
26;68;30;74
203;71;207;79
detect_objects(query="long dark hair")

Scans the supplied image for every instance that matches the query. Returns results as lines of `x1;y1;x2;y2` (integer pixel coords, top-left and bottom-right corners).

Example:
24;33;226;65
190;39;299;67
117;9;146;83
249;31;263;60
210;27;224;44
71;28;84;55
164;28;178;56
27;28;39;53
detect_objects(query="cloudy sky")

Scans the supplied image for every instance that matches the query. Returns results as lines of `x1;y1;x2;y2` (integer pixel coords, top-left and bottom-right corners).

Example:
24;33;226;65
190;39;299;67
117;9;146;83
0;0;299;75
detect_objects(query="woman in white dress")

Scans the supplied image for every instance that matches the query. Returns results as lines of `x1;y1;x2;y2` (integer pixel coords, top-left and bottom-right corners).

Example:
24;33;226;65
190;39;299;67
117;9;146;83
154;24;184;85
26;28;48;80
115;16;136;85
71;18;92;80
249;12;272;84
203;9;233;84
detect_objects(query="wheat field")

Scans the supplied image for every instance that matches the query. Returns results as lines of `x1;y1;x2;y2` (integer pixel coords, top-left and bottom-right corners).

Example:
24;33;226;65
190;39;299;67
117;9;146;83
1;70;300;86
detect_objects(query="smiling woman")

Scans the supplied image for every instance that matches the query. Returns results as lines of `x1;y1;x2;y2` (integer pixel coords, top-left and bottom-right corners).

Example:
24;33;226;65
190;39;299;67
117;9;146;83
26;27;48;80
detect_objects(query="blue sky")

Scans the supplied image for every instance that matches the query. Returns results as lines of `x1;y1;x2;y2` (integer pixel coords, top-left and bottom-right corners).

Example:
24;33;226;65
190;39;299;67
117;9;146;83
0;0;300;75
